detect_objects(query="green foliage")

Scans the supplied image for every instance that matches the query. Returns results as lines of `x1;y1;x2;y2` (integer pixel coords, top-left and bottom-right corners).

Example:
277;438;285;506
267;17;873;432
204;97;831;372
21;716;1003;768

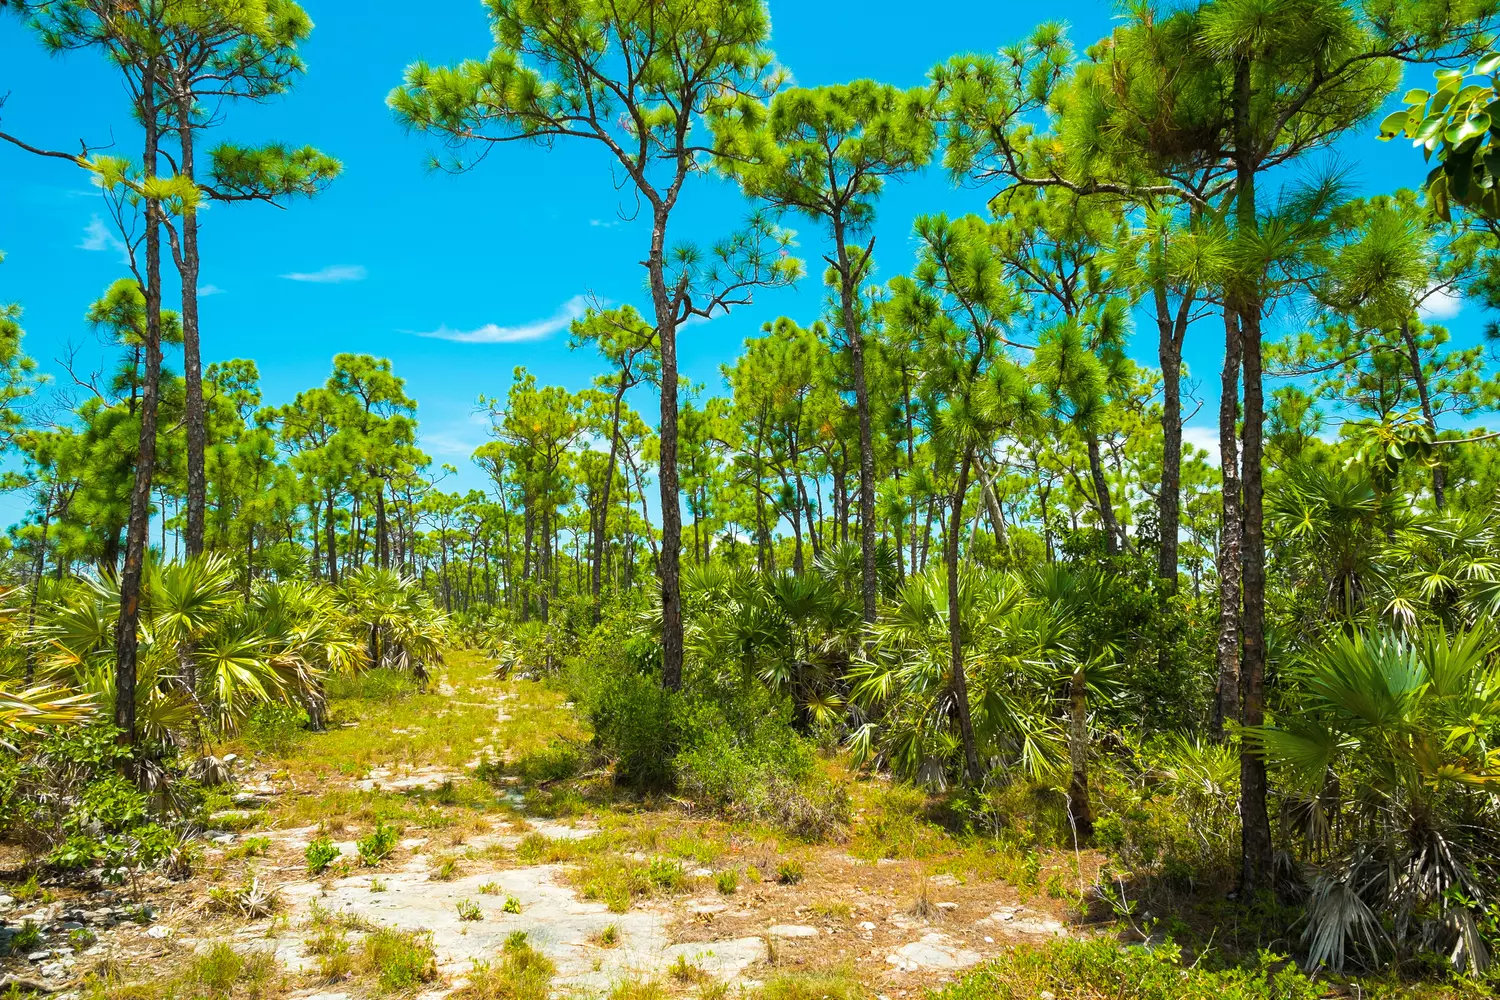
939;940;1320;1000
357;822;399;866
305;837;341;875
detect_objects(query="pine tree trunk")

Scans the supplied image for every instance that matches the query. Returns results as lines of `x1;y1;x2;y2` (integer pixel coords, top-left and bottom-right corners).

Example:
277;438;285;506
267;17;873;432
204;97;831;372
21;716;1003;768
114;57;165;749
178;97;207;558
1067;664;1093;838
839;250;878;626
1401;319;1446;509
1213;305;1242;741
649;205;685;691
1085;431;1120;555
592;381;628;623
947;450;982;784
1232;57;1274;893
1156;283;1185;590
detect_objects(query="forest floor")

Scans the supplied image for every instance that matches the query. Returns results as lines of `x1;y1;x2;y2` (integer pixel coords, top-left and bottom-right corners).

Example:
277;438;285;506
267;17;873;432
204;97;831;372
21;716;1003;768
0;649;1110;1000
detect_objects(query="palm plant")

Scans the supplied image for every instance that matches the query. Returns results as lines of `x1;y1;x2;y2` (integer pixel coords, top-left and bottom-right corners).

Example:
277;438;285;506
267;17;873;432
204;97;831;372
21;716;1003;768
337;567;449;686
1255;628;1500;975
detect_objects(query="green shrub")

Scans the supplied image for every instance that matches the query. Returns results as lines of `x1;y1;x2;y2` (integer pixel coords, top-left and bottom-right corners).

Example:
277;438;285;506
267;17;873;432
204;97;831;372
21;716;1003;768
244;703;308;756
514;740;583;784
456;930;556;1000
358;823;400;866
937;940;1320;1000
715;869;739;895
307;837;342;875
776;859;804;885
357;927;439;995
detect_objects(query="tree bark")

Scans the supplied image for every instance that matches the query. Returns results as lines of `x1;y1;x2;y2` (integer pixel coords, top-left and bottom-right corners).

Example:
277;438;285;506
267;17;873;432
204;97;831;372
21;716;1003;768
838;241;878;626
1155;281;1191;589
592;379;628;623
1213;306;1243;741
177;95;207;558
1067;663;1093;838
946;450;983;784
1085;430;1120;555
648;207;685;692
113;56;165;749
1400;319;1446;510
1233;56;1274;893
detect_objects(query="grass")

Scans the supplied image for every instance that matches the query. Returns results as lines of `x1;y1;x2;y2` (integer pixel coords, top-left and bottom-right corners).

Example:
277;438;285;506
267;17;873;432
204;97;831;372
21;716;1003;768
79;943;287;1000
755;968;864;1000
607;978;666;1000
457;898;484;921
356;927;440;996
568;854;694;913
455;931;555;1000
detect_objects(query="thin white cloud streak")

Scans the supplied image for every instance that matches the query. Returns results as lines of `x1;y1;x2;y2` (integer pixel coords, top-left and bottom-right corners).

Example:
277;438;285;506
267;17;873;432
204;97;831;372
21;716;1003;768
78;215;129;262
198;284;225;297
280;264;367;283
417;294;593;345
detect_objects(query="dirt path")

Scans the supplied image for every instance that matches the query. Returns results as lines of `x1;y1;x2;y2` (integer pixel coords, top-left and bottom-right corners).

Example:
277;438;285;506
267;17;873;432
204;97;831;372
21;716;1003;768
1;652;1093;999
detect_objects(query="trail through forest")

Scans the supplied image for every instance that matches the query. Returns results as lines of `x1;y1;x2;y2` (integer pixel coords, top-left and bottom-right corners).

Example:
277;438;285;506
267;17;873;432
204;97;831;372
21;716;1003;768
1;649;1090;999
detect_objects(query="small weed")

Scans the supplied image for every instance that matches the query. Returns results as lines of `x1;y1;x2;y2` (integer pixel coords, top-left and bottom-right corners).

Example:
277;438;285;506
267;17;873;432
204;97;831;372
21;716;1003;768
10;875;41;903
12;920;41;951
370;877;388;893
715;869;739;895
755;967;864;1000
906;877;939;921
776;859;804;885
68;927;97;949
208;876;281;919
478;881;502;895
699;981;730;1000
646;857;686;891
434;858;459;881
306;837;342;875
457;898;483;922
358;823;400;866
667;955;703;983
812;900;852;921
745;865;762;883
607;977;664;1000
502;895;522;914
591;924;620;948
227;836;271;860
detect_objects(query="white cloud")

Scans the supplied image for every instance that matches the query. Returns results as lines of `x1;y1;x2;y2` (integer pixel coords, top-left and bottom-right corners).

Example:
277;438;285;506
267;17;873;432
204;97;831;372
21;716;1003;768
421;432;481;457
1180;424;1221;467
416;294;593;345
589;218;621;228
280;264;367;284
198;284;225;297
78;215;128;261
1419;287;1462;321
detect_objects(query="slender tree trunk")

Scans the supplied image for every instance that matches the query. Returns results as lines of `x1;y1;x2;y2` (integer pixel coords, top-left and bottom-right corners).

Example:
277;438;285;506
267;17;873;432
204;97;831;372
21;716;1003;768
114;58;165;748
1156;283;1189;589
1084;430;1120;555
648;208;685;692
1400;319;1445;509
592;381;628;622
1213;306;1243;741
1233;59;1274;893
839;252;878;625
947;450;982;784
177;98;207;557
1067;664;1093;838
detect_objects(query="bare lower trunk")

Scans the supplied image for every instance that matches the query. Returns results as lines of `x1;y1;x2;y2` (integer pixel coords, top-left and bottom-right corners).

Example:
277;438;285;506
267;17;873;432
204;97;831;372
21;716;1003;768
1401;319;1445;510
1067;665;1093;838
1213;306;1243;742
947;451;982;784
1085;431;1120;555
178;99;206;558
650;208;685;692
840;255;878;626
114;60;165;748
1156;283;1188;589
1233;60;1273;893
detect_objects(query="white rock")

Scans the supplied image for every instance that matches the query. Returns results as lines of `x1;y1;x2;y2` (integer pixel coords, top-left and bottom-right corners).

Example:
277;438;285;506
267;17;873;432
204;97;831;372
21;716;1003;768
858;921;877;931
936;901;959;911
147;925;173;939
768;924;819;938
884;933;982;972
690;868;713;878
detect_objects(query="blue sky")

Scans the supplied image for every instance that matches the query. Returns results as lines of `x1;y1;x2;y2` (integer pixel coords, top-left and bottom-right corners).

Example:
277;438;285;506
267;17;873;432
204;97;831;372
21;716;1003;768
0;0;1478;518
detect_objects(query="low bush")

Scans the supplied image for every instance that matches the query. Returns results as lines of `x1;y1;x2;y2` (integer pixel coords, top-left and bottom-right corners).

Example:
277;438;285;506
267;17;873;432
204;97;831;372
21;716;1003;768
938;940;1321;1000
356;927;439;995
306;837;341;875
